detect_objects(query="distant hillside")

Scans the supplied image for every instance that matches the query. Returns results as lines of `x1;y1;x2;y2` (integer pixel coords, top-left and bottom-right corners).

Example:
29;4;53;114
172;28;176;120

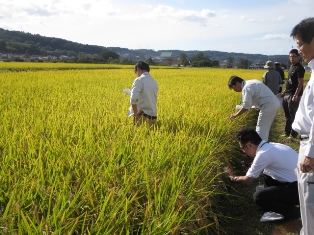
0;28;108;56
0;28;288;64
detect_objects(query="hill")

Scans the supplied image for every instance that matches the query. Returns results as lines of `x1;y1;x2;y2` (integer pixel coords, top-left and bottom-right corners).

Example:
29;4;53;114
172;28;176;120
0;28;288;65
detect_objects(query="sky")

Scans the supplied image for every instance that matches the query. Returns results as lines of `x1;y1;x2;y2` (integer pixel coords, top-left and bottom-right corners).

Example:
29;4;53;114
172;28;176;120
0;0;313;55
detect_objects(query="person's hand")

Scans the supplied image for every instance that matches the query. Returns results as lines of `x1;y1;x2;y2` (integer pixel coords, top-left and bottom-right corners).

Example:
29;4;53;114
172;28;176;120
134;110;144;121
300;157;314;173
292;96;299;102
134;114;140;122
230;114;237;119
224;166;235;179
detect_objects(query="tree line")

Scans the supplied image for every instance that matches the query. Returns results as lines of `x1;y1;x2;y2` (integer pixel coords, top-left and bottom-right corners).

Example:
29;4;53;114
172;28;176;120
0;28;290;68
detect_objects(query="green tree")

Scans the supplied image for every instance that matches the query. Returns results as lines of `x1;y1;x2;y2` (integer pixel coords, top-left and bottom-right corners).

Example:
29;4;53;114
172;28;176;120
226;56;234;68
147;57;155;65
237;58;250;69
179;53;189;67
211;60;220;67
0;40;7;52
191;52;212;67
102;50;119;63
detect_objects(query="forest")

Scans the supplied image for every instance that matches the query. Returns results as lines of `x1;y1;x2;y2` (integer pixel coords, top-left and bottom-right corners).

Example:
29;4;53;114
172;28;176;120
0;27;289;67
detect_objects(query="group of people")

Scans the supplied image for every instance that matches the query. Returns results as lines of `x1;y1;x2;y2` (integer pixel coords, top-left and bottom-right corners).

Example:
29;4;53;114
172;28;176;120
225;17;314;235
229;48;305;141
128;17;314;235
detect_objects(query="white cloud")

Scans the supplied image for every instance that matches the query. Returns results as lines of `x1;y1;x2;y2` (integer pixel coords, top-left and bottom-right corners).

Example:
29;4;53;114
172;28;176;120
259;34;290;40
0;0;313;55
240;16;257;23
289;0;314;4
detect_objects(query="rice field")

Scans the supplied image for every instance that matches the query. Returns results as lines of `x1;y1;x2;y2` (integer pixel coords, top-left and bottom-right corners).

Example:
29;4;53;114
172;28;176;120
0;62;262;234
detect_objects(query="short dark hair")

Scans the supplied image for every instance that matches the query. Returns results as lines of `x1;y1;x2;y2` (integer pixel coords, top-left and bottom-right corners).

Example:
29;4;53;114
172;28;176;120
289;48;299;56
291;17;314;44
228;76;244;89
235;127;262;145
134;61;150;73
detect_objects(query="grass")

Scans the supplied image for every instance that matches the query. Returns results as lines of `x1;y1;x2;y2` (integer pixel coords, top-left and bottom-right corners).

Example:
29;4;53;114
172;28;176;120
218;107;302;235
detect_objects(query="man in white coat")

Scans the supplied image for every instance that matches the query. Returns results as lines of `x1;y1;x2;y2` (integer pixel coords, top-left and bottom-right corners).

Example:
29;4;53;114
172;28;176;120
130;61;158;126
291;17;314;235
228;75;280;141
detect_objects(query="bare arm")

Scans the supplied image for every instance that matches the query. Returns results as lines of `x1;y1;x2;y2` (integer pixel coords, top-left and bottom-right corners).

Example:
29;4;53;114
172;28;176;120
231;175;255;186
292;77;304;102
230;108;248;119
224;166;255;186
132;104;142;122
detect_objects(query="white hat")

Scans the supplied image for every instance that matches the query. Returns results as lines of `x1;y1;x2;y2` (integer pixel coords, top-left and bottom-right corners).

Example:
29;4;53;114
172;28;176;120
264;60;274;69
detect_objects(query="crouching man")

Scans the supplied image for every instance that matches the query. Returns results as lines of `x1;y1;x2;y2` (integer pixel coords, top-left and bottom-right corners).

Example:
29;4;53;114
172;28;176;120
225;127;300;222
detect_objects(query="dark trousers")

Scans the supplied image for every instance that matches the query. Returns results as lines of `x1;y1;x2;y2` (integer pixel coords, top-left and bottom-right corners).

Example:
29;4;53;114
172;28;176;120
253;174;300;219
282;94;299;137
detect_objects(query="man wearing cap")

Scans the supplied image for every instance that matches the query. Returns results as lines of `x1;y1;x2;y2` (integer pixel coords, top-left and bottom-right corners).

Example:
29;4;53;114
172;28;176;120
281;49;305;138
274;62;285;93
263;61;282;95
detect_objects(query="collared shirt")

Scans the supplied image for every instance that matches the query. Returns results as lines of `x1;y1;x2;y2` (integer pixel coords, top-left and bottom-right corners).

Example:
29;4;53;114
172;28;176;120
241;80;278;109
292;59;314;157
246;140;298;182
130;72;158;117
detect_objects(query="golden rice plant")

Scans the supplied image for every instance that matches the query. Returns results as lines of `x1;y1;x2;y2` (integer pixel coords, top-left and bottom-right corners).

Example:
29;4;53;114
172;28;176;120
0;65;261;234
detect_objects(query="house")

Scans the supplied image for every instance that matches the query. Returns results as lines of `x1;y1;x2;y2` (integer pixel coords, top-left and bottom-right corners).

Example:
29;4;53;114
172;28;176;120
152;52;181;66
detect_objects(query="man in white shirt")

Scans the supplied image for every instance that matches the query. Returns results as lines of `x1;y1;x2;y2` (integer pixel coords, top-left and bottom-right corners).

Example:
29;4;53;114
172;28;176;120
130;61;158;126
225;127;300;222
290;17;314;235
228;76;280;141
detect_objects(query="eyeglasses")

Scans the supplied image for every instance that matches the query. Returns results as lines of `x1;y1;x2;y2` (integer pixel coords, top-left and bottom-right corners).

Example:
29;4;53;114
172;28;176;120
230;84;236;90
297;42;304;49
239;142;250;152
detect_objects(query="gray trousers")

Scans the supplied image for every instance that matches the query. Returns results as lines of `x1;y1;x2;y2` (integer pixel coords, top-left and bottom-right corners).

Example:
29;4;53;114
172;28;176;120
255;99;280;141
298;139;314;235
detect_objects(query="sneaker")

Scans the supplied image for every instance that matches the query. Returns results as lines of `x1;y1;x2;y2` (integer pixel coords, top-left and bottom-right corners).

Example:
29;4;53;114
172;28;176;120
260;212;284;222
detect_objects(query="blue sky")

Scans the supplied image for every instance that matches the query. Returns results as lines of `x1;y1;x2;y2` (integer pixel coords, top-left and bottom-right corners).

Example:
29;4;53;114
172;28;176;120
0;0;313;55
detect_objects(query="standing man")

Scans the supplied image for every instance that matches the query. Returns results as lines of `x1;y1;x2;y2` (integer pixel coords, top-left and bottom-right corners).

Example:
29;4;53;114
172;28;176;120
262;60;282;95
225;127;299;222
274;62;285;93
281;49;305;138
291;17;314;235
228;76;280;141
130;61;158;126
